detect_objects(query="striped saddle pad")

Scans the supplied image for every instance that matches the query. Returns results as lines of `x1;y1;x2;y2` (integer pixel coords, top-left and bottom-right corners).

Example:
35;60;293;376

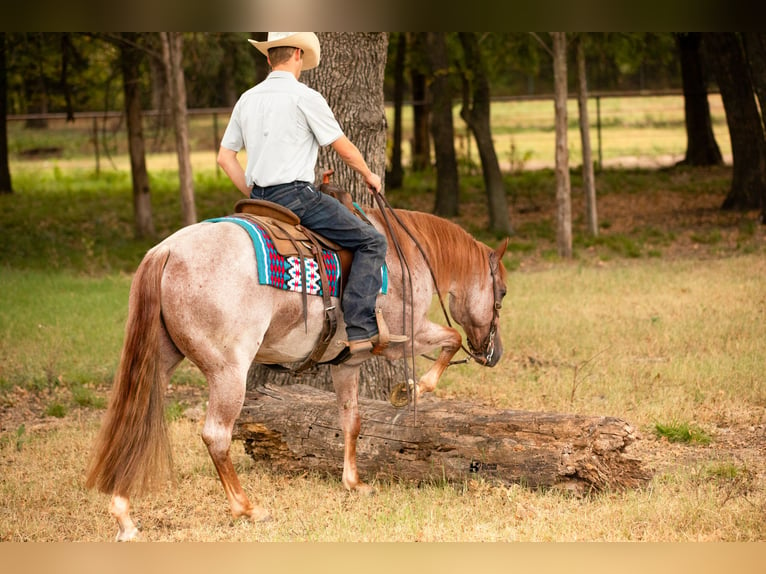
205;215;387;297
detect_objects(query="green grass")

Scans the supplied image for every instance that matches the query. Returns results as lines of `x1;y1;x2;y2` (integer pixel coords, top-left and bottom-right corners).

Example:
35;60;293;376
653;421;712;445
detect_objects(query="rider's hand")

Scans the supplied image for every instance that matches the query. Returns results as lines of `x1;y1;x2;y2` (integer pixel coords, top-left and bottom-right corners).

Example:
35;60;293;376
365;172;382;194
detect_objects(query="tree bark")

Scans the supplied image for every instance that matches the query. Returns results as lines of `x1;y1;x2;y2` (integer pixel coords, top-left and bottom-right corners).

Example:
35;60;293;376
386;32;406;190
552;32;572;258
427;32;460;218
576;36;598;237
306;33;388;204
234;384;650;494
246;33;405;399
160;32;197;227
458;32;512;236
703;33;766;213
119;33;155;239
675;33;723;167
0;32;13;194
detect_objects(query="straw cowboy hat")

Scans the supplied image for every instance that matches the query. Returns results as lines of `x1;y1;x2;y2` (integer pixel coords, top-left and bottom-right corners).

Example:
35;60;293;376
248;32;321;70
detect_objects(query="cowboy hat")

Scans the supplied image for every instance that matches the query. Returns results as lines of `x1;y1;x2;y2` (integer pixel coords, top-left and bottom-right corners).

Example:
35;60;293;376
248;32;321;71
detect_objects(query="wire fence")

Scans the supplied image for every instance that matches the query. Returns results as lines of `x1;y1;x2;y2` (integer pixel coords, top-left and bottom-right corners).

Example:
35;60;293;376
6;91;730;175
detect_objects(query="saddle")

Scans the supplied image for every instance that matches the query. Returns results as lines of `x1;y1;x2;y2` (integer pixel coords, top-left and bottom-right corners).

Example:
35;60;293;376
234;198;353;289
232;176;371;373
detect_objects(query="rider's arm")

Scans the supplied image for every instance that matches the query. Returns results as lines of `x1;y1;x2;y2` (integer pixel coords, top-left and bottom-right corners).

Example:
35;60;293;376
331;136;382;193
217;147;250;196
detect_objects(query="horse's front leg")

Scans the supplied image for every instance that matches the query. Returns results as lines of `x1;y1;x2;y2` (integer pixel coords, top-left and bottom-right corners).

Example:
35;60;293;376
415;324;463;397
330;363;375;496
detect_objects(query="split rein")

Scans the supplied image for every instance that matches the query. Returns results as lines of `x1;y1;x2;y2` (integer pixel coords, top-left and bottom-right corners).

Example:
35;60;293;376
370;190;503;370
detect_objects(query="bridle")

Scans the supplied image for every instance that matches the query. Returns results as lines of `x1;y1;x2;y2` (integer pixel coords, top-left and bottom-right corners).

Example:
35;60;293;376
464;249;504;366
371;189;504;368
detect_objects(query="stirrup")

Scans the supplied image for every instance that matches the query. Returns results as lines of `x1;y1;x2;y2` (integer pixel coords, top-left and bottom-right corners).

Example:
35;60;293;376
346;308;408;355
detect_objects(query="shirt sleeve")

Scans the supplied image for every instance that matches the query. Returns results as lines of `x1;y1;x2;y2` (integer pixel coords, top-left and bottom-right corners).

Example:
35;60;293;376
299;89;344;147
220;99;244;152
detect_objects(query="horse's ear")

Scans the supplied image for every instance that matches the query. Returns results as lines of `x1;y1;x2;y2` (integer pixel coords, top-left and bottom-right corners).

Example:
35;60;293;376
494;237;510;259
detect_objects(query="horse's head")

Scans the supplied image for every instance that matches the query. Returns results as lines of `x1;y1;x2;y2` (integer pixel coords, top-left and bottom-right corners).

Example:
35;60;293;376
449;238;509;367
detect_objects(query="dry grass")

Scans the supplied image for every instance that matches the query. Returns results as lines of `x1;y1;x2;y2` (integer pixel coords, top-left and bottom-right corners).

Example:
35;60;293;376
2;252;765;542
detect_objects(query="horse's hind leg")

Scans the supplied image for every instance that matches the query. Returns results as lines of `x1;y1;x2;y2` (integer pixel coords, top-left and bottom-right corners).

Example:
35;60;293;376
110;494;138;542
330;363;375;496
108;333;183;542
201;365;271;523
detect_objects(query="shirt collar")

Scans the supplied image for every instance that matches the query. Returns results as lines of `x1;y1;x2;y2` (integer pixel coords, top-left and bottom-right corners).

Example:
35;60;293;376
267;70;297;81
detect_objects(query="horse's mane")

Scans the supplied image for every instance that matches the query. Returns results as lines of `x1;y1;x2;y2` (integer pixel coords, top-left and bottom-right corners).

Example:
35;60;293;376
370;208;490;291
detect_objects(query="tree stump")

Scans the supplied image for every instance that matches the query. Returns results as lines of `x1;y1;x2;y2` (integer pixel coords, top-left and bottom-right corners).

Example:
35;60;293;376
233;384;651;494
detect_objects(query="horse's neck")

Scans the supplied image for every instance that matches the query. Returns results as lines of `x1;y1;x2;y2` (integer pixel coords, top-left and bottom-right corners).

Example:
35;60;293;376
391;209;483;294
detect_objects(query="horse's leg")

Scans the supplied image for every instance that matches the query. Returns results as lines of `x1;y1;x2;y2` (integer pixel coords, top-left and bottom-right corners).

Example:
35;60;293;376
200;364;271;522
330;363;374;495
413;323;463;397
109;494;138;542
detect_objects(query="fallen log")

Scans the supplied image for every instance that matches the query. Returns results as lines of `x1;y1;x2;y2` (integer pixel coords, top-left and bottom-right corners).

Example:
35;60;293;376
233;384;650;494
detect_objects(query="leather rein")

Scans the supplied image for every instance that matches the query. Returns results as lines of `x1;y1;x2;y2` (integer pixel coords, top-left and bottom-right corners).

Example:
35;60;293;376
371;190;503;368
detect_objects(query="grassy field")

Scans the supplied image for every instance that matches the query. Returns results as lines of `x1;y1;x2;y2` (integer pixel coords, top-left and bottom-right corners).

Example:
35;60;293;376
1;95;765;543
7;93;730;173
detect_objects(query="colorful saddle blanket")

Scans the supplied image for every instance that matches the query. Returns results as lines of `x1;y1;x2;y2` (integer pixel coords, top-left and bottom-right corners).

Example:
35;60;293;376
205;216;387;297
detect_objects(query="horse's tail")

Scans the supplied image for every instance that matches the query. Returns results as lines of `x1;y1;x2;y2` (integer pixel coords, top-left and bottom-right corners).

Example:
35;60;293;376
85;247;173;496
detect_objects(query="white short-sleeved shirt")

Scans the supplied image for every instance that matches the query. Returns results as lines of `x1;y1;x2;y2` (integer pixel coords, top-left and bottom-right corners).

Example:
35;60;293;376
220;71;344;188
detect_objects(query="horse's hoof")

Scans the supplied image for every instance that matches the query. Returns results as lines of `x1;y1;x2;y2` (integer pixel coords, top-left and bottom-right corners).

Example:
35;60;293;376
355;483;377;497
250;507;273;523
115;526;139;542
389;382;410;408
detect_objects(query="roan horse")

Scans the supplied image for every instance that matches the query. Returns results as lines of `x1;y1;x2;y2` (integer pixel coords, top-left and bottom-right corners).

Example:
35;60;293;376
85;201;509;541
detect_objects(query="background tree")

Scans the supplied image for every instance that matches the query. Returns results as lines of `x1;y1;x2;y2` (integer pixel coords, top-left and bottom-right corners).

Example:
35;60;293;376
575;34;598;237
552;32;572;258
703;33;766;216
408;33;431;172
427;32;460;218
116;32;155;238
0;32;12;194
386;32;406;190
458;32;512;236
160;32;196;227
675;33;722;167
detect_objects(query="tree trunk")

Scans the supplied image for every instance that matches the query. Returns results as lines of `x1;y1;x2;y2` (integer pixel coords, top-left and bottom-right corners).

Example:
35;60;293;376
147;34;170;133
743;33;766;223
675;33;723;167
576;35;598;237
23;33;48;130
409;33;430;172
217;33;244;107
247;33;405;399
552;32;572;258
427;32;460;218
386;32;406;190
704;33;766;213
458;32;512;236
119;33;155;239
306;33;388;204
743;34;766;140
160;32;197;227
0;32;13;195
233;384;650;494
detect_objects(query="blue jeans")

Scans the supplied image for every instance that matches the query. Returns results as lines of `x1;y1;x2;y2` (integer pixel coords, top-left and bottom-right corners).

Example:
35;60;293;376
251;181;387;341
